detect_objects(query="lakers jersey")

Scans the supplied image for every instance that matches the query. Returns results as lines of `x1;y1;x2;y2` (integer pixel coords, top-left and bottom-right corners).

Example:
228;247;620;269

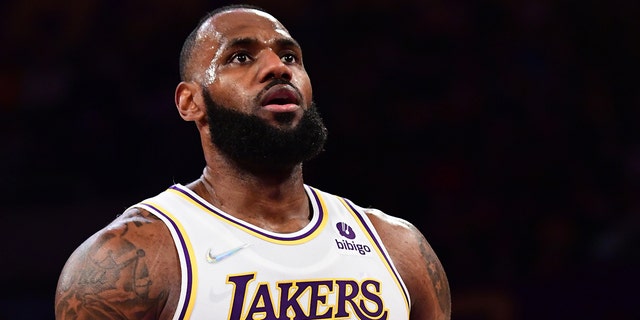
135;184;411;319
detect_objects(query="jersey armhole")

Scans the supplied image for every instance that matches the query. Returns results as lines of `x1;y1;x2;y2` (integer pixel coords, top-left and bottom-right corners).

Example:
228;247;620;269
135;202;197;320
335;197;412;310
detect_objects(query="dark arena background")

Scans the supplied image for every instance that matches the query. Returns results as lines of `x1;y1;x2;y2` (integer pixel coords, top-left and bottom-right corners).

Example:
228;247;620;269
1;0;638;319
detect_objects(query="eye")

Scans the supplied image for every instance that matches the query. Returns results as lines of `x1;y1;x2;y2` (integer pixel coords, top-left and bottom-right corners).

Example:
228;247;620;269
230;52;252;64
281;53;298;64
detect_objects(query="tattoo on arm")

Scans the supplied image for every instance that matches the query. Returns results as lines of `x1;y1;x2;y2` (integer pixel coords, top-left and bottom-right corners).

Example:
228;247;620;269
414;226;452;316
56;211;168;319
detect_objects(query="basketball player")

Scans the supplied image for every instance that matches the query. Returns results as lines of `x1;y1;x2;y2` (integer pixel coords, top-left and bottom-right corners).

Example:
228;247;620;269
55;4;451;319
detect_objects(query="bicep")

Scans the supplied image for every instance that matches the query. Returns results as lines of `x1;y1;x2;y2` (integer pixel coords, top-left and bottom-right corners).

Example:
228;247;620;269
55;209;178;319
410;225;451;320
367;210;451;320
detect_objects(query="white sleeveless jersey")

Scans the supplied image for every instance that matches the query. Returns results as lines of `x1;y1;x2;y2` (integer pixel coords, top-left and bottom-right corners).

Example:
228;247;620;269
134;184;410;319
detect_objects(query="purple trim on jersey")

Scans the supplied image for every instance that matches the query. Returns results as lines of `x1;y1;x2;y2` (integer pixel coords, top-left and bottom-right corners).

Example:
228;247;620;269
169;184;324;241
141;203;193;320
341;198;411;307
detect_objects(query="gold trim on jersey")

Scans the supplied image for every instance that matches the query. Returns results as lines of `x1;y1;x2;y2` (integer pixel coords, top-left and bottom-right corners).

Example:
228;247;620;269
166;186;329;245
140;201;198;320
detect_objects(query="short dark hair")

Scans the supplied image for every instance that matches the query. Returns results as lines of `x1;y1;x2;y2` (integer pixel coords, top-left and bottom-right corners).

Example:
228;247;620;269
179;4;266;81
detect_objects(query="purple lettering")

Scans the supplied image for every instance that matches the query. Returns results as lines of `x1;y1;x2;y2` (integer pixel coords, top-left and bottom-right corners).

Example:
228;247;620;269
359;280;388;319
245;283;277;319
276;282;306;319
335;280;359;317
229;275;388;320
298;280;333;319
227;273;256;320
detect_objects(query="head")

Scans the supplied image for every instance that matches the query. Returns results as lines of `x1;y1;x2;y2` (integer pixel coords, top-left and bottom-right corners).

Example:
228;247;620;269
175;5;327;171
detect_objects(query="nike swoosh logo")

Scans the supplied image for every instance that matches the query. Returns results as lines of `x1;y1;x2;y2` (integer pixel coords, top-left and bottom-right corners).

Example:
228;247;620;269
206;243;249;264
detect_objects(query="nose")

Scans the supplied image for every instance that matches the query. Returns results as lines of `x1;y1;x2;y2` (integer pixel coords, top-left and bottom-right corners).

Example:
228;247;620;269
257;50;292;82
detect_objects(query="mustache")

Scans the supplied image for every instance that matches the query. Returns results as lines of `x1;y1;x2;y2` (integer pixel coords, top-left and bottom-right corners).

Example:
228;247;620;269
256;79;303;103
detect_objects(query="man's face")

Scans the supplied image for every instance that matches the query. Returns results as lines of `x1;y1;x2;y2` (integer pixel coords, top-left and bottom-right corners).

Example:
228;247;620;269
193;9;313;129
192;9;326;169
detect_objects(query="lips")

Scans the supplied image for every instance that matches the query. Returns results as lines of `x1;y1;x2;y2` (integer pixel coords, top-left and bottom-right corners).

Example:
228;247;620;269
259;85;301;108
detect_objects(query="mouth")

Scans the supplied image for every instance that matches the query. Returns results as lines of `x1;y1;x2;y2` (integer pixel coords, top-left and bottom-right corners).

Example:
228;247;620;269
259;85;301;113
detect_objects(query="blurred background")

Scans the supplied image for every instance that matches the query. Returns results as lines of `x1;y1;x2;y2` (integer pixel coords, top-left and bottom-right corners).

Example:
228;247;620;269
1;0;638;319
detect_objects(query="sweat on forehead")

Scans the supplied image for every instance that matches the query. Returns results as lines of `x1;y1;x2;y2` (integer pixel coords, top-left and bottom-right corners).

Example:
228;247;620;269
196;9;289;42
179;6;291;82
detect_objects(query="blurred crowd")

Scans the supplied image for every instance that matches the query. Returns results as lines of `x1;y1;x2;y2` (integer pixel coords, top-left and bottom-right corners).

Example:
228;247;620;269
1;0;638;319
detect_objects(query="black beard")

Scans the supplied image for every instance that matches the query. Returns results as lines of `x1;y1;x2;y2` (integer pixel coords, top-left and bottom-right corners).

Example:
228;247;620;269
203;89;327;171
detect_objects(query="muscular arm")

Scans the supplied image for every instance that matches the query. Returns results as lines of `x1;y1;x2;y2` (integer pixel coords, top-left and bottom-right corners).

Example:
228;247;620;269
55;208;181;320
366;209;451;320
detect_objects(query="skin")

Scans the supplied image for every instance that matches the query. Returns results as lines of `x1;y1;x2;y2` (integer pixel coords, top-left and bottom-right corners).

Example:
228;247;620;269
55;8;451;320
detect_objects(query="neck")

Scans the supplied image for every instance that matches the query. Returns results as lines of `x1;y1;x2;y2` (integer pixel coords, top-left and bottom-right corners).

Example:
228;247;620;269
188;160;311;233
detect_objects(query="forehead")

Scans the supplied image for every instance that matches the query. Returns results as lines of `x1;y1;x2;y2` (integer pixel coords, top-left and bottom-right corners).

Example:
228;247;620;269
197;9;292;46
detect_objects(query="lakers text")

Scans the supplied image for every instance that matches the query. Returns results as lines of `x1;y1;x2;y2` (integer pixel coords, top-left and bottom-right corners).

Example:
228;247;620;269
226;273;389;319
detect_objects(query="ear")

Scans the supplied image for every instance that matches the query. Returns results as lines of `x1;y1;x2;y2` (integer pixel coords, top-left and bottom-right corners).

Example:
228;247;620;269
175;81;205;121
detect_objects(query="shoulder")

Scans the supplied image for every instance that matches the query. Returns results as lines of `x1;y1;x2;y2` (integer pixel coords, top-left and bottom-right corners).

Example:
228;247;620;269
55;207;181;320
364;208;451;320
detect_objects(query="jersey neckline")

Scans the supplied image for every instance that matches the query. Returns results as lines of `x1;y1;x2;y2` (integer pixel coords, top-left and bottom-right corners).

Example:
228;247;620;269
168;184;327;244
